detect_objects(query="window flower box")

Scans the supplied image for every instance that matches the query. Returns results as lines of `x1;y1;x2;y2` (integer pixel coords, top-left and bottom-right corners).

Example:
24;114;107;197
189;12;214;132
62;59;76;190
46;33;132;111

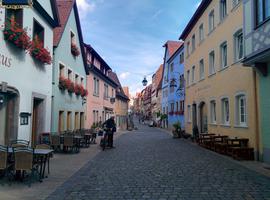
79;85;88;97
59;76;67;90
74;84;81;95
65;80;75;93
71;43;80;57
169;111;174;115
30;39;52;64
3;18;31;50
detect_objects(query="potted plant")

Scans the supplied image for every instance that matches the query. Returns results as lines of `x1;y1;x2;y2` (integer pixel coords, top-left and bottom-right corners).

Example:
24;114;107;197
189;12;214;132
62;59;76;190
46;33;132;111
172;121;181;138
59;76;66;90
74;84;81;95
3;18;31;50
29;38;52;64
71;43;80;57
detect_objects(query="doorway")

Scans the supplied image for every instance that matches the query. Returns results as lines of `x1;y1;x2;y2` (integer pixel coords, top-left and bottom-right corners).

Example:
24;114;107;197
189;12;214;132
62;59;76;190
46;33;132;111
199;102;208;133
31;98;44;146
80;112;84;129
192;103;197;129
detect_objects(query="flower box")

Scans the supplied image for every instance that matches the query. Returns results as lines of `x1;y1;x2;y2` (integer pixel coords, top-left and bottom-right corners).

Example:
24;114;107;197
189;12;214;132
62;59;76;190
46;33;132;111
59;76;66;90
71;43;80;57
74;84;81;95
30;39;52;64
3;18;31;50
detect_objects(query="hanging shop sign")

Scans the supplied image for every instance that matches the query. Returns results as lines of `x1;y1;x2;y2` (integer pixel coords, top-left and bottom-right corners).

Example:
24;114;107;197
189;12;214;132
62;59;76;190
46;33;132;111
0;0;33;9
0;53;12;68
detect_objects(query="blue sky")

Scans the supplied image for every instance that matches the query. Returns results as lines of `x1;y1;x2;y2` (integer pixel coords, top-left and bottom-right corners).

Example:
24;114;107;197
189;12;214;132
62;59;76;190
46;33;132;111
77;0;201;96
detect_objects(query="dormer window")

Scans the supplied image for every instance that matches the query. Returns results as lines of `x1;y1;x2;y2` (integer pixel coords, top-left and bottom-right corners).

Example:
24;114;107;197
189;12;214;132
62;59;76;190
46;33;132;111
70;31;80;57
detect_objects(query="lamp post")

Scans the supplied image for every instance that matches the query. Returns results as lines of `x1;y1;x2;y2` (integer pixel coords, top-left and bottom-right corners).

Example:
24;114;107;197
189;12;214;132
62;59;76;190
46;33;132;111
142;76;148;86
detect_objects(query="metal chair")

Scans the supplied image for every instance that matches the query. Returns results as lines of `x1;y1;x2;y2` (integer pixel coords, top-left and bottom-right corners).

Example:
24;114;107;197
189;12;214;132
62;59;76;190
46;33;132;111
50;135;60;152
35;144;52;174
0;145;13;184
63;136;75;153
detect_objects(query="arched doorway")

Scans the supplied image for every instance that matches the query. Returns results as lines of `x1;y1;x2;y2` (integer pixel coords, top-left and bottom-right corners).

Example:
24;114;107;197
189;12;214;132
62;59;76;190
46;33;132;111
199;102;208;133
0;83;19;145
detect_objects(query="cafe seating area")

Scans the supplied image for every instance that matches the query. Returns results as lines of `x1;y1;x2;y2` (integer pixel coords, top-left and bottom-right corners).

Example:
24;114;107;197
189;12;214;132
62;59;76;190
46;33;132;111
197;133;254;161
0;128;99;186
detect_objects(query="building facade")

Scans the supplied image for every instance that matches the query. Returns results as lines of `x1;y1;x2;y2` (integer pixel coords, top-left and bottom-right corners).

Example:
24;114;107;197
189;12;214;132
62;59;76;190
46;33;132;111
151;64;163;125
84;44;118;128
109;72;129;130
51;0;88;133
166;44;185;130
143;84;152;120
243;0;270;163
161;41;182;129
0;1;59;146
180;0;259;158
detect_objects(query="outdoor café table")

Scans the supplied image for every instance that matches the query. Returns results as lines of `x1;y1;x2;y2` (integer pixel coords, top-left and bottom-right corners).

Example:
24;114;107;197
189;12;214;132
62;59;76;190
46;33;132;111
198;133;215;145
8;148;53;181
210;135;228;151
227;138;249;147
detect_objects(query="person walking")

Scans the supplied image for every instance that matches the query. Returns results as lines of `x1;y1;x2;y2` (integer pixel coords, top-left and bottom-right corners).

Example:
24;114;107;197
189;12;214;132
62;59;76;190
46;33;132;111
103;116;116;148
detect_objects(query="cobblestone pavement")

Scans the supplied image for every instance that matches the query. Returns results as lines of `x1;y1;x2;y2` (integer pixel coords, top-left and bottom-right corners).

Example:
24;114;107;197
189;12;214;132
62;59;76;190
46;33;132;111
47;124;270;200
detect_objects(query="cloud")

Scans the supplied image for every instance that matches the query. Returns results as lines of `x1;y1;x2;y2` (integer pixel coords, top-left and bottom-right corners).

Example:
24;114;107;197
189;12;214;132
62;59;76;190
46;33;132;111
151;9;163;20
119;72;130;79
77;0;96;19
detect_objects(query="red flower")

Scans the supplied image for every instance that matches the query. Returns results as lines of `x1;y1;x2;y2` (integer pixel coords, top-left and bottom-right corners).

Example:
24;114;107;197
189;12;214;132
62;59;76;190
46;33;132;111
74;84;81;95
29;37;52;65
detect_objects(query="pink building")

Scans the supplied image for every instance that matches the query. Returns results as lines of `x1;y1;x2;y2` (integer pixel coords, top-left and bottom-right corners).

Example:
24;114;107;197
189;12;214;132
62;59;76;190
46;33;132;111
84;44;118;128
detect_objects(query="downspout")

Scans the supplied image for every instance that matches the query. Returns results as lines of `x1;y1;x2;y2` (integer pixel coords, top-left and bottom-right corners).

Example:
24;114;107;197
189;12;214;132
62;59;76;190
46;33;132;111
253;69;260;161
50;49;55;133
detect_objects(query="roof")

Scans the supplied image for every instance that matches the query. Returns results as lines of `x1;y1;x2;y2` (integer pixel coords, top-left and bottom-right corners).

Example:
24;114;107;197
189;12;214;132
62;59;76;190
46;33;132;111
179;0;212;40
53;0;74;47
53;0;89;74
163;41;183;58
156;64;164;90
167;42;184;64
108;71;129;101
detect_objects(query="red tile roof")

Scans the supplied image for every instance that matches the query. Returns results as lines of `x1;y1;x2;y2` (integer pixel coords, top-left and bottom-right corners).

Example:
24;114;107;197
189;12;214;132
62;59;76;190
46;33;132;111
163;41;183;58
108;71;129;100
155;64;164;90
53;0;74;47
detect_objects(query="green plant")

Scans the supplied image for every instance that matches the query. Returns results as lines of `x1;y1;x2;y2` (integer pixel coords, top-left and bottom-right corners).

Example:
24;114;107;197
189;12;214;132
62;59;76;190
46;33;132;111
156;111;161;118
91;123;97;129
173;121;181;132
160;114;168;120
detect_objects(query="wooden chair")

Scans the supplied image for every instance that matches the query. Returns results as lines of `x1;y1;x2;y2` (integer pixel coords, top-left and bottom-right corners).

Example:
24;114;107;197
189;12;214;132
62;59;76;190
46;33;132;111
63;136;75;153
13;147;39;186
0;145;13;183
50;135;60;151
10;140;29;148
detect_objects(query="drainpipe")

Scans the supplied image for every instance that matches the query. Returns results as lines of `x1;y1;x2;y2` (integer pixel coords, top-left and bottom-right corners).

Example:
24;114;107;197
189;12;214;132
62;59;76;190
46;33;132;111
253;69;260;161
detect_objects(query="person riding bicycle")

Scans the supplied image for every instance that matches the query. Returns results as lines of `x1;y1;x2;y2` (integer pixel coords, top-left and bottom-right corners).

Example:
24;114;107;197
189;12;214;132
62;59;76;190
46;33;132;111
103;116;116;148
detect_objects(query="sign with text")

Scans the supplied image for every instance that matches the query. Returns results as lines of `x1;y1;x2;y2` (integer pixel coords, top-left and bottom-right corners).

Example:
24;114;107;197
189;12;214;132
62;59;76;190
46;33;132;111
1;0;32;9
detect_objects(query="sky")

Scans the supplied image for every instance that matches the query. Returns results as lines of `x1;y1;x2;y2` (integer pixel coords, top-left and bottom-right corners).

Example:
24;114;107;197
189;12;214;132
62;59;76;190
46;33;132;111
77;0;202;97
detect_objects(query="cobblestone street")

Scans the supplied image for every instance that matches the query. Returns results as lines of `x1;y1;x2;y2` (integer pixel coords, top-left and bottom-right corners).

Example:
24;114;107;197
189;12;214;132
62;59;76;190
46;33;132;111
47;123;270;200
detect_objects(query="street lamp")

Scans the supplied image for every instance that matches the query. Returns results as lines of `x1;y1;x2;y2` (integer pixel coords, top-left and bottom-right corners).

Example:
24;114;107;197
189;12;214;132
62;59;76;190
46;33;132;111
142;76;148;86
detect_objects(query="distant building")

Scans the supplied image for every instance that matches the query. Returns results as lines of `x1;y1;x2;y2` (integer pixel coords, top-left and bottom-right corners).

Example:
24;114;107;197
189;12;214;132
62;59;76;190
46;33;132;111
161;41;183;129
151;64;163;125
84;44;118;128
143;84;152;120
243;0;270;163
108;72;129;131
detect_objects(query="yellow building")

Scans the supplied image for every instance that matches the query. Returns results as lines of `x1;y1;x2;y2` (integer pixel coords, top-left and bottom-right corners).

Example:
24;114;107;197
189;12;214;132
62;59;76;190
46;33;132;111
180;0;260;158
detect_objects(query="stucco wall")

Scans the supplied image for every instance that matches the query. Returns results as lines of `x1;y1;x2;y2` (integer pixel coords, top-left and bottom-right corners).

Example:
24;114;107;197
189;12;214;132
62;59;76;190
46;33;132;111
184;1;258;151
51;7;87;132
0;6;54;142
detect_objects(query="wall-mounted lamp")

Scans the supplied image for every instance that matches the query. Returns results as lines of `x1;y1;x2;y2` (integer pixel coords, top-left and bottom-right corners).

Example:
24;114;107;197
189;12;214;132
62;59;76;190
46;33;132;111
0;95;4;105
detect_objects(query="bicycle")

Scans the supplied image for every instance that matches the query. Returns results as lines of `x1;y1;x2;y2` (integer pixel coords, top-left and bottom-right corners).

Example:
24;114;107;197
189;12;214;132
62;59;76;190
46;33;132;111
100;130;108;151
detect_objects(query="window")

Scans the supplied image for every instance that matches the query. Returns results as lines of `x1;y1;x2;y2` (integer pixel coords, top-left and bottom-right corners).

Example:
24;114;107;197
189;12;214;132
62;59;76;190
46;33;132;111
234;30;243;61
164;66;169;83
176;102;179;112
186;41;190;56
104;84;109;99
187;105;191;122
256;0;270;25
180;52;184;64
170;63;174;72
233;0;240;8
81;77;84;85
209;10;215;33
67;111;72;130
187;70;190;86
33;20;44;46
191;66;195;83
179;74;184;88
5;9;23;28
68;69;72;80
199;59;205;80
75;74;79;84
220;0;227;21
236;94;247;126
192;34;196;52
210;100;216;124
209;51;215;75
59;63;65;77
94;77;99;96
221;98;230;125
220;42;228;69
112;89;114;98
199;24;204;42
70;31;76;45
